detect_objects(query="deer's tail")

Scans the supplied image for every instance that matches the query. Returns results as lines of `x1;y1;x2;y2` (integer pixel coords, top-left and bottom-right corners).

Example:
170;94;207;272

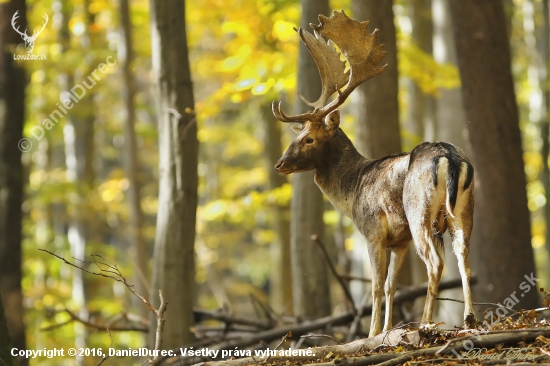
444;147;474;219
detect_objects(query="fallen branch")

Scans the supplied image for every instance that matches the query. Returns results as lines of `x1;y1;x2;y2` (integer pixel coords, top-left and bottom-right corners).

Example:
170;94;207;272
194;329;417;366
194;309;271;329
436;297;519;315
168;277;475;365
301;334;342;345
285;327;550;366
338;274;371;283
375;327;550;366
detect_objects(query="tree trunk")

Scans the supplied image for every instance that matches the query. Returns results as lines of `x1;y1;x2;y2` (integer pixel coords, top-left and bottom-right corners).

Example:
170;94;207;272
0;0;28;364
119;0;149;316
149;0;199;348
352;0;401;160
260;104;292;313
290;0;331;319
450;0;539;308
60;1;95;360
406;0;436;145
539;0;550;258
431;0;467;327
0;292;17;366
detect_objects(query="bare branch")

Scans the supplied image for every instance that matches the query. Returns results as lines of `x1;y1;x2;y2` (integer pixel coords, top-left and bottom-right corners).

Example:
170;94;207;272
436;297;519;315
148;290;168;365
300;333;341;344
39;249;156;313
262;331;291;364
41;308;148;333
311;235;356;313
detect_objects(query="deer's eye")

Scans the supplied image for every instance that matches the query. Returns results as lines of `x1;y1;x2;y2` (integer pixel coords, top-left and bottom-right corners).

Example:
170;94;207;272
305;138;314;144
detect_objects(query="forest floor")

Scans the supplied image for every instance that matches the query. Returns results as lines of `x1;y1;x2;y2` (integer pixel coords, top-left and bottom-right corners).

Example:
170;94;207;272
191;312;550;366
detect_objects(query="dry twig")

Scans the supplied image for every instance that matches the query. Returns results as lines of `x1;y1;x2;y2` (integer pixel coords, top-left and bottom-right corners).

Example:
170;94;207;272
301;333;341;344
39;249;156;312
311;235;356;313
40;249;168;366
262;331;291;364
41;308;148;333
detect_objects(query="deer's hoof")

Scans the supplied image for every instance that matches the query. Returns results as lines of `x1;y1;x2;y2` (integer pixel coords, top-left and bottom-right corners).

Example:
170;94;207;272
464;313;476;329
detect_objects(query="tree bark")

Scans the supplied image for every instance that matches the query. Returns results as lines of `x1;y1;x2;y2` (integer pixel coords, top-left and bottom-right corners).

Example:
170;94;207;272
289;0;331;319
352;0;401;160
260;104;292;313
0;292;17;366
406;0;436;145
0;0;28;364
60;1;95;360
119;0;148;316
539;0;550;258
450;0;539;308
149;0;199;348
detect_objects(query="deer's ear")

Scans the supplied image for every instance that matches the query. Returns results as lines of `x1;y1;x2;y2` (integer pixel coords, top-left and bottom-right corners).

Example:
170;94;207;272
291;123;303;134
324;110;340;132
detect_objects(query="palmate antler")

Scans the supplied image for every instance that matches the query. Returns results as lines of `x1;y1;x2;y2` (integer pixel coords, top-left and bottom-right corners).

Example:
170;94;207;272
273;10;387;123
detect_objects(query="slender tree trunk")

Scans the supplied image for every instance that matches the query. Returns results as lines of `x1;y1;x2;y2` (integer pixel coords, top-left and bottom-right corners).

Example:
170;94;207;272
352;0;401;160
450;0;539;308
0;0;28;364
61;1;95;360
0;292;17;366
431;0;466;327
119;0;148;316
290;0;331;319
260;104;292;313
539;0;550;257
406;0;436;145
149;0;199;347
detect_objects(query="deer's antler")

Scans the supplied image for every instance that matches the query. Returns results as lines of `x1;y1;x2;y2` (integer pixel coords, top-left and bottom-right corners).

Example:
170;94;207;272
295;27;349;109
273;10;387;123
31;14;48;39
11;11;29;39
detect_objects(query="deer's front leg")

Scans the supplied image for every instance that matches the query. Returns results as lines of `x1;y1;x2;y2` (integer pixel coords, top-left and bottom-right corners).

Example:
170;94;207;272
383;243;409;332
367;241;386;337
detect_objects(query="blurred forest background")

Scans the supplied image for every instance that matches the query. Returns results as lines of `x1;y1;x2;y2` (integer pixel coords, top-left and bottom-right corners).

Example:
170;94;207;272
1;0;550;365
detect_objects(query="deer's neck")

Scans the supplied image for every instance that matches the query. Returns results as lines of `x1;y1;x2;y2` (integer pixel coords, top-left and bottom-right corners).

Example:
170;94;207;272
314;129;369;217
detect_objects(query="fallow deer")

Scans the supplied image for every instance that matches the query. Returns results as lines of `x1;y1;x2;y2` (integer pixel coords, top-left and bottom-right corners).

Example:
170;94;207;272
273;10;475;337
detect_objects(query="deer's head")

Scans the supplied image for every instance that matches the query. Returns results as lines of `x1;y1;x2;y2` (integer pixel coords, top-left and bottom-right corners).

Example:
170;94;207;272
275;111;341;175
273;10;387;175
12;11;48;53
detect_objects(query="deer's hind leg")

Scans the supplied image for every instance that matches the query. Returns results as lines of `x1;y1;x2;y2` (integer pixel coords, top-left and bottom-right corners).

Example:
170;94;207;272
408;217;445;325
447;176;475;328
403;167;447;325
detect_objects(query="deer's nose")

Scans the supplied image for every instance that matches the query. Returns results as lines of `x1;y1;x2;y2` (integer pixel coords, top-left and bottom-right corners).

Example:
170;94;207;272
275;160;285;171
